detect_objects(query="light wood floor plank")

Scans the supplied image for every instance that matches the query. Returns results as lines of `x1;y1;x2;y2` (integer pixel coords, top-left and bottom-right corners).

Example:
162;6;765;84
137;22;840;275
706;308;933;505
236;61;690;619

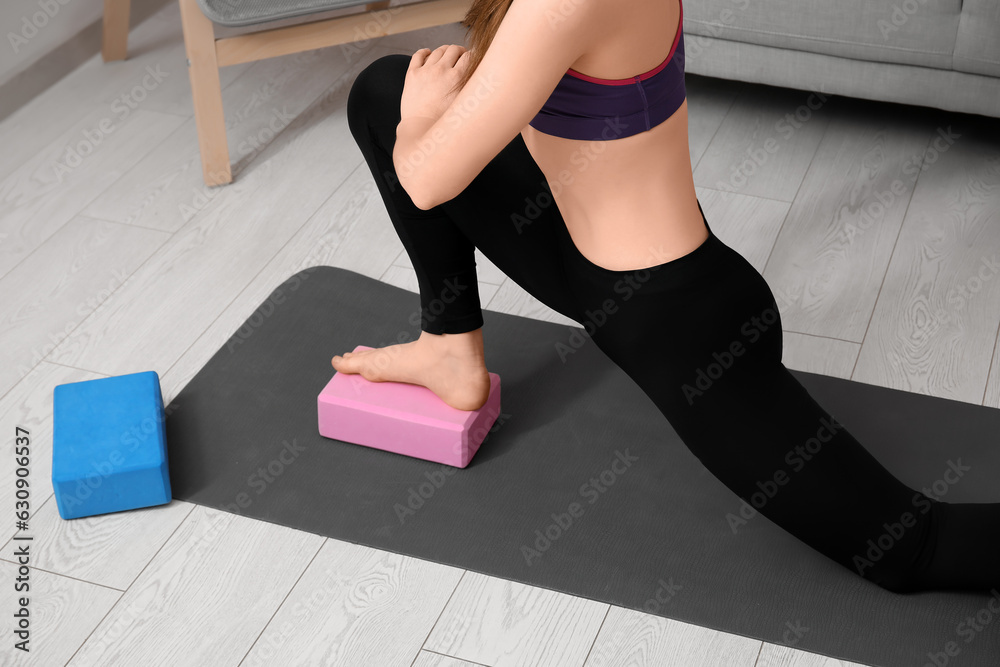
413;652;490;667
0;561;121;667
760;96;935;343
484;278;580;328
685;74;745;172
90;11;252;122
237;540;464;667
425;570;608;666
756;642;872;667
6;497;194;592
0;215;169;397
156;155;405;403
852;115;1000;403
0;2;230;183
0;109;183;279
0;362;105;547
779;332;860;380
65;505;324;666
692;83;832;202
45;51;388;378
82;42;371;231
983;329;1000;410
695;185;790;273
114;2;255;118
583;605;761;666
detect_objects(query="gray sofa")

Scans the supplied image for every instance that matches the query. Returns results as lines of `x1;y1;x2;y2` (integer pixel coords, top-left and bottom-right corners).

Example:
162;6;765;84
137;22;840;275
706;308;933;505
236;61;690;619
683;0;1000;118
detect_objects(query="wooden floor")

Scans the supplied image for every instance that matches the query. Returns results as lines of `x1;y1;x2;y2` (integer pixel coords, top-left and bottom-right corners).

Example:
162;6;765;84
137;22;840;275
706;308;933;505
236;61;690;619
2;2;999;666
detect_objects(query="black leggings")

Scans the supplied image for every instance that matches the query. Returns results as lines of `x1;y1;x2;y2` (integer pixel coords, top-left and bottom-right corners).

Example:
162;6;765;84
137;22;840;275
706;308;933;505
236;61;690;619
347;53;999;594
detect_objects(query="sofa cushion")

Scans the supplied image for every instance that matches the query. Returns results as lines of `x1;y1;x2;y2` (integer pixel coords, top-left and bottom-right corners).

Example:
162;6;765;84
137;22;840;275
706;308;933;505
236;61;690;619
197;0;372;27
954;0;1000;77
684;0;961;71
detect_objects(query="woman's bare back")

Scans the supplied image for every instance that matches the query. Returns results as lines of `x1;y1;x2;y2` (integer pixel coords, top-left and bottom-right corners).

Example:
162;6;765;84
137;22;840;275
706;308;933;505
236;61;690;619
519;0;707;272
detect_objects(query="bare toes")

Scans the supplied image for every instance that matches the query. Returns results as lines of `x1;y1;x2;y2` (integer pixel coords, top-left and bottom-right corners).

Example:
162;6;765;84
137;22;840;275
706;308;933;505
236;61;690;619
332;354;359;373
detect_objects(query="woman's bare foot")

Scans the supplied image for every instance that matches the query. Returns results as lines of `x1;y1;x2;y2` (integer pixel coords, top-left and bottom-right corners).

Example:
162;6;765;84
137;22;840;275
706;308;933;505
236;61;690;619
331;329;491;411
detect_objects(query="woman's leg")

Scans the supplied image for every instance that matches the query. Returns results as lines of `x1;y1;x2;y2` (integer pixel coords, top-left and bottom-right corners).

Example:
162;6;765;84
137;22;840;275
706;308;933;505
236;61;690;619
557;215;1000;593
346;54;583;334
348;53;1000;594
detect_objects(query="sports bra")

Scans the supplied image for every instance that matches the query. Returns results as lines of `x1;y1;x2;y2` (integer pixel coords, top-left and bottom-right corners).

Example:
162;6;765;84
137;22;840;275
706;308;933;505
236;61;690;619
528;0;685;141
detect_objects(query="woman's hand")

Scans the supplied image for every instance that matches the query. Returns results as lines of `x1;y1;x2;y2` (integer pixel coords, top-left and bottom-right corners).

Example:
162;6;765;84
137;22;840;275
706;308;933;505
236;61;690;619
400;44;472;122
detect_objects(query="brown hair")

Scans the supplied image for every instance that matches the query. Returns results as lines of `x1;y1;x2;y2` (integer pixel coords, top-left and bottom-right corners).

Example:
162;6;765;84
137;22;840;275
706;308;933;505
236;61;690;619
451;0;515;95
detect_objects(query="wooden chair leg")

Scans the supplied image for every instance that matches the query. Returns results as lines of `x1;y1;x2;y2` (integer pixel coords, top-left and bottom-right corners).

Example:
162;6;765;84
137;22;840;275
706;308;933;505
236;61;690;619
102;0;131;62
178;0;232;186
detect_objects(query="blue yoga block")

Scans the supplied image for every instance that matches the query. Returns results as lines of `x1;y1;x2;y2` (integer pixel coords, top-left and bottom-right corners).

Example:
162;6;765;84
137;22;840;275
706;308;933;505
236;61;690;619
52;370;172;520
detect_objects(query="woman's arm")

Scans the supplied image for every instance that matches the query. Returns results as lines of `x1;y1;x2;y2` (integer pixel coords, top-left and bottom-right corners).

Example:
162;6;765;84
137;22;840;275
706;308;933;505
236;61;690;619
393;0;604;210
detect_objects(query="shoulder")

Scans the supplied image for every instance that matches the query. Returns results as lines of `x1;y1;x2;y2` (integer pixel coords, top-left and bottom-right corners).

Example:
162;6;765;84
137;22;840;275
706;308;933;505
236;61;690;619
503;0;610;36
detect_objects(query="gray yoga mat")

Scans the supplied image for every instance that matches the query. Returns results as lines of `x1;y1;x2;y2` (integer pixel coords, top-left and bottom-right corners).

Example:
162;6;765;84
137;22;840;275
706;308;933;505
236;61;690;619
165;266;1000;667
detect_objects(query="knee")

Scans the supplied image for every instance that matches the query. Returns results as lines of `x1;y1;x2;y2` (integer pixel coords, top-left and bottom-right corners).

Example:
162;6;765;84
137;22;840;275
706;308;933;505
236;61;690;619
864;565;920;595
857;500;947;595
347;53;410;139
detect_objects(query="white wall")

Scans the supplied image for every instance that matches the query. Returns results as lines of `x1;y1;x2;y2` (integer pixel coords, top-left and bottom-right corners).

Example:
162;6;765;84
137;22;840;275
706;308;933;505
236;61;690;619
2;0;104;88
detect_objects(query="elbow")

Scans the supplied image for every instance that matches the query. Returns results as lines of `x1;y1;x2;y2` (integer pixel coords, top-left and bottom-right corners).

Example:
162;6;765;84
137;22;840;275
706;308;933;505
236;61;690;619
413;181;451;211
398;162;468;210
399;171;440;211
411;189;439;211
415;176;467;211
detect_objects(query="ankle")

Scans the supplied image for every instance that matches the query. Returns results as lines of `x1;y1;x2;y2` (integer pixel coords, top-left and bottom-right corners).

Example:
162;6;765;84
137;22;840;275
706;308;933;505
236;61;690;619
419;328;485;360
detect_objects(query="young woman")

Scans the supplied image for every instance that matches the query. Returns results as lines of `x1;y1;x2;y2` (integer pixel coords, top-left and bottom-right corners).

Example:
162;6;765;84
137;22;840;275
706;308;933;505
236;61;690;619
333;0;999;594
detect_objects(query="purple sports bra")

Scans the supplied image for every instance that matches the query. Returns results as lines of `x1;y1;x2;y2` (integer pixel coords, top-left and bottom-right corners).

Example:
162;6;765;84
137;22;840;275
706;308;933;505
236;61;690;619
528;0;685;141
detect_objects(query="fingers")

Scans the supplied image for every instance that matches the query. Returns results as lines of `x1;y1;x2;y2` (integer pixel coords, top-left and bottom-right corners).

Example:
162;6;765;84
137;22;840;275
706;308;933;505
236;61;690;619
413;44;468;68
409;47;431;71
441;44;468;68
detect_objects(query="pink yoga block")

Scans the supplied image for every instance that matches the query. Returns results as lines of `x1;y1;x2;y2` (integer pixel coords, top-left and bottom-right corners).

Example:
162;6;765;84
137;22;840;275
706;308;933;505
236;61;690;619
317;345;502;468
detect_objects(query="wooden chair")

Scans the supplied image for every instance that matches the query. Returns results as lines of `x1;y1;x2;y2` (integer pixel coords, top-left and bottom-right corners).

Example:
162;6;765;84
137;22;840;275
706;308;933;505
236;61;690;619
177;0;472;186
103;0;132;62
